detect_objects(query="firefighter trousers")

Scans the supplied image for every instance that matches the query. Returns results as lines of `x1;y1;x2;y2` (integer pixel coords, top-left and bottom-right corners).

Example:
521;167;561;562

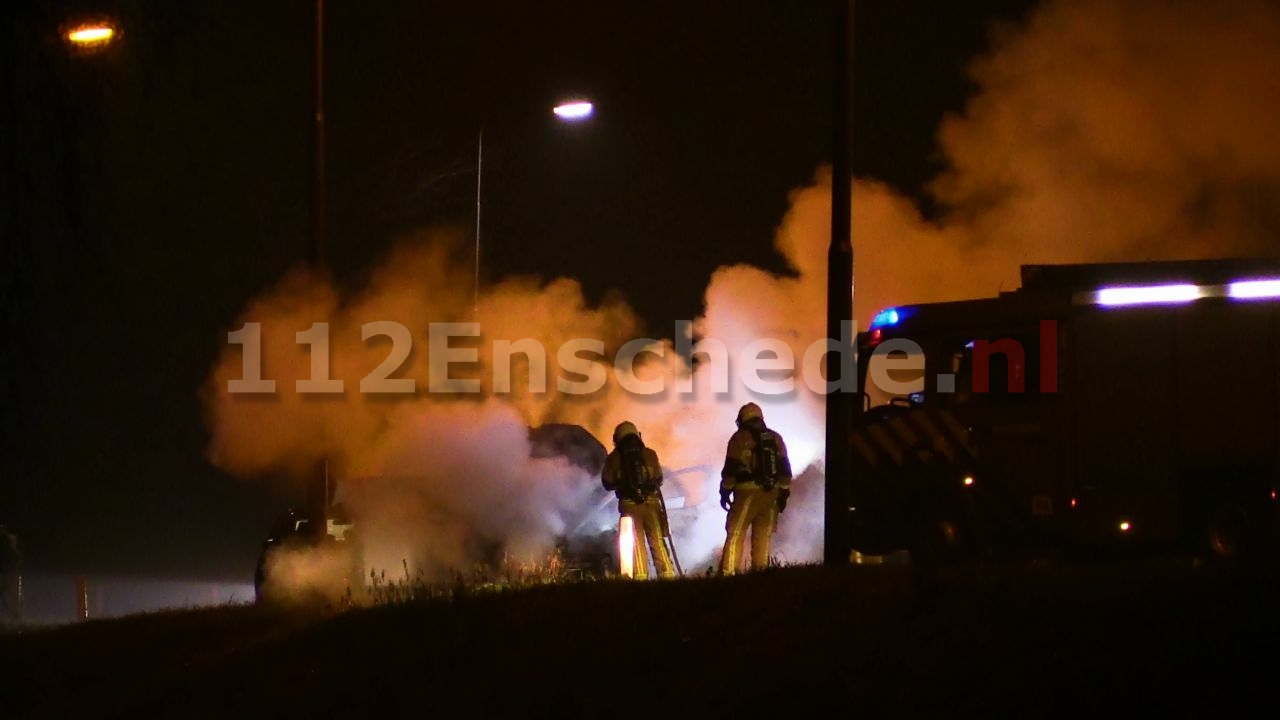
619;497;676;579
718;483;779;575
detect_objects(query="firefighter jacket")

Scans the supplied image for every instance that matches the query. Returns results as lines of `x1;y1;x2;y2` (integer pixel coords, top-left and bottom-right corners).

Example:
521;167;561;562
602;439;665;503
720;419;792;492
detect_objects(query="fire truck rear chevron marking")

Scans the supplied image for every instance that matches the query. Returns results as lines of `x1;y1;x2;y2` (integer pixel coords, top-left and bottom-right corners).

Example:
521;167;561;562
906;411;954;462
936;410;975;455
866;424;904;464
852;432;879;466
851;408;977;470
886;415;921;450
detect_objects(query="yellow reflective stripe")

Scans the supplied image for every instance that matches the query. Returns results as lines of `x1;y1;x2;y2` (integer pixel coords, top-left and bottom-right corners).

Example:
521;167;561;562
721;493;754;575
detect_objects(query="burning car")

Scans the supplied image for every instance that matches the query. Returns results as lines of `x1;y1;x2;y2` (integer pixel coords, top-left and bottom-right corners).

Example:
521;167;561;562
252;423;704;602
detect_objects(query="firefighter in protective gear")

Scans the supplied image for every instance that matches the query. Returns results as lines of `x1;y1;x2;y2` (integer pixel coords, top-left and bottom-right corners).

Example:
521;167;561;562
602;422;676;579
717;403;793;575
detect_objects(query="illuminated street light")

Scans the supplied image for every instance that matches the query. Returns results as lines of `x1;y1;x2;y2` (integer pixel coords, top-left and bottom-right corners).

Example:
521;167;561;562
552;100;594;121
66;23;116;46
473;97;595;311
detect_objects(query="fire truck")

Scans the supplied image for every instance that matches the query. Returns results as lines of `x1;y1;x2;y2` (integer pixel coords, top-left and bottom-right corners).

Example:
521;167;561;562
849;258;1280;565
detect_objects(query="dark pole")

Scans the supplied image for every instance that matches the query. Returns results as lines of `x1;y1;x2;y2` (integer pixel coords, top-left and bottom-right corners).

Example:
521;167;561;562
308;0;329;537
824;0;854;567
312;0;325;268
474;126;483;316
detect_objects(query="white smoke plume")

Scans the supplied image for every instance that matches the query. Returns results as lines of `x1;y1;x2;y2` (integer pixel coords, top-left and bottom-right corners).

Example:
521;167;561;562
204;0;1280;589
845;0;1280;322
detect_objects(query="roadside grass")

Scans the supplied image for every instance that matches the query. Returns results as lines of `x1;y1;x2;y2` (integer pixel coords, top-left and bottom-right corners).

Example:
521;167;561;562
3;559;1279;717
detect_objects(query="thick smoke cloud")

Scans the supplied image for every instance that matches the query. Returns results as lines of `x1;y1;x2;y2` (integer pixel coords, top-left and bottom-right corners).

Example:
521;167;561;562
847;0;1280;324
202;231;665;585
204;0;1280;590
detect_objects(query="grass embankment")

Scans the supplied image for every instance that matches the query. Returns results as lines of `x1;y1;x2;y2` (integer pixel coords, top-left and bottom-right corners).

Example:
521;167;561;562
3;560;1279;717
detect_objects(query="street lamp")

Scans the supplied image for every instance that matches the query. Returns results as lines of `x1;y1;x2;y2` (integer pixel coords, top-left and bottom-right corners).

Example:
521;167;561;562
552;100;594;121
473;98;595;311
64;22;117;47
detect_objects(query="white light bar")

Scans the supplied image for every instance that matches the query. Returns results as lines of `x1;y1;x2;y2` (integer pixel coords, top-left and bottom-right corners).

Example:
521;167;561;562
1228;279;1280;299
1073;276;1280;307
1095;284;1203;306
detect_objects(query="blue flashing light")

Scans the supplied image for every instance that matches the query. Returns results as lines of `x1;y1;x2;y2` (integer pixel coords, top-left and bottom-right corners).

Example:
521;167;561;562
870;307;901;329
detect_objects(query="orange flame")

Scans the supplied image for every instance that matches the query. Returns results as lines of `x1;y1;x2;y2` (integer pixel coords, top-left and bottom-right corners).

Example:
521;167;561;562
618;516;635;578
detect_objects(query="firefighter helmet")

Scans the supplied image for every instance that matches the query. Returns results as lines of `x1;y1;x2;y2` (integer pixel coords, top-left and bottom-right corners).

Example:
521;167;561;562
736;402;763;427
613;421;640;444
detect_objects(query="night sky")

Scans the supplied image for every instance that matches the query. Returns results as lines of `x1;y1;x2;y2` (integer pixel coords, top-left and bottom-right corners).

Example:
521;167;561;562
2;0;1037;581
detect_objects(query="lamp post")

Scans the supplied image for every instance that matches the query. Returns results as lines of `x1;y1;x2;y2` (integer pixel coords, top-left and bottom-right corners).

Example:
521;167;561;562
313;0;326;270
824;0;855;567
308;0;329;539
474;127;483;314
472;99;594;312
